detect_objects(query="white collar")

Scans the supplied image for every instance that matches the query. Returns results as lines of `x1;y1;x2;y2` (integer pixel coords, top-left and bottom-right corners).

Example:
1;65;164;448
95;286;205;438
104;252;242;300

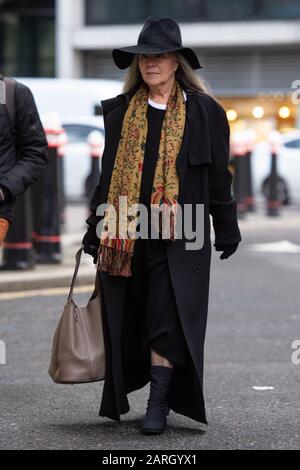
148;89;187;110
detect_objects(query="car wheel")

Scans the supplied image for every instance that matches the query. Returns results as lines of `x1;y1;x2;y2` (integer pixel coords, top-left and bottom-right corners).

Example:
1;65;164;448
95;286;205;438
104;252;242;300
262;177;290;206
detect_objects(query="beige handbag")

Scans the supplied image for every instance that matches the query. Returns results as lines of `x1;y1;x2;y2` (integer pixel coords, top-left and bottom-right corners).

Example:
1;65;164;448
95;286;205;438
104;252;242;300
49;246;105;384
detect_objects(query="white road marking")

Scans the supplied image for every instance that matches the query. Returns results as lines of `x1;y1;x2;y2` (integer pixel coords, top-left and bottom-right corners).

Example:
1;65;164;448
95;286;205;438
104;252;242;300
252;386;274;391
248;240;300;253
0;285;94;301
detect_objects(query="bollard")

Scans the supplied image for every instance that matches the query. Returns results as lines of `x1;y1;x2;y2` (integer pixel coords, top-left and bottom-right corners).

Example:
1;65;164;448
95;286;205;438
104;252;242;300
244;129;256;213
33;112;62;264
57;128;68;232
0;187;35;270
266;130;282;217
84;130;104;202
231;131;248;219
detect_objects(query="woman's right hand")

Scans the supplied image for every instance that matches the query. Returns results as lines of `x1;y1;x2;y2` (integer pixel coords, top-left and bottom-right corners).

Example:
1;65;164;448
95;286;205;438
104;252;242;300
82;225;99;264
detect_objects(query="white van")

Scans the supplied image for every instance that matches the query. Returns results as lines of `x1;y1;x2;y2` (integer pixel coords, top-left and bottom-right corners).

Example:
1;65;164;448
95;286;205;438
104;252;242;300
13;78;123;201
14;77;123;118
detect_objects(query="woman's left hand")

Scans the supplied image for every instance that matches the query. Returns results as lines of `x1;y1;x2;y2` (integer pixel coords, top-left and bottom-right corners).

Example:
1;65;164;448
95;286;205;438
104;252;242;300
214;242;239;260
82;226;99;264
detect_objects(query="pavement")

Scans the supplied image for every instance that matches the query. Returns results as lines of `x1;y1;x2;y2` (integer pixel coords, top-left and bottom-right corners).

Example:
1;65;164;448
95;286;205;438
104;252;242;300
0;203;96;293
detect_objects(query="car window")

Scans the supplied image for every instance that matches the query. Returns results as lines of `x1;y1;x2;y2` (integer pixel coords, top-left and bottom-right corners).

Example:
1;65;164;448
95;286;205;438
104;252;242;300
284;138;300;149
63;124;104;144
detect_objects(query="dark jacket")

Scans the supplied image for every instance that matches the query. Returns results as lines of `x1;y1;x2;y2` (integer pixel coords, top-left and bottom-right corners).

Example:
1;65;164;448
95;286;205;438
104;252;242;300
0;78;48;223
84;82;242;424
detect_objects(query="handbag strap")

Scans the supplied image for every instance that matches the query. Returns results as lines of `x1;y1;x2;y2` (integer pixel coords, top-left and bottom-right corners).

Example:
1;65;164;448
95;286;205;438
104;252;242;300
67;245;102;303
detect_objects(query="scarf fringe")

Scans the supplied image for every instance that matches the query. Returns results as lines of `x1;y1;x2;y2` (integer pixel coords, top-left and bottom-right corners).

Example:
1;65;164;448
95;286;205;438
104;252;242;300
96;210;176;277
96;244;133;277
159;209;177;240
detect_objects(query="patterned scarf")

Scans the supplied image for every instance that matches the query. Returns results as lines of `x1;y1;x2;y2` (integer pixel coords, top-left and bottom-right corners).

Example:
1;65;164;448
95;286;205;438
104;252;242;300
96;79;186;277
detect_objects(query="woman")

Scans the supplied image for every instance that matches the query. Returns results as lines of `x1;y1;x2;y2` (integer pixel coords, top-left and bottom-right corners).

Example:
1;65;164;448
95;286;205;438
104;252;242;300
82;17;242;435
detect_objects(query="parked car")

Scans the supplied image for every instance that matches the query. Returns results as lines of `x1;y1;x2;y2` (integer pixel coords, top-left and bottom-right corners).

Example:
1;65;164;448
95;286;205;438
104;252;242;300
61;116;104;201
251;131;300;204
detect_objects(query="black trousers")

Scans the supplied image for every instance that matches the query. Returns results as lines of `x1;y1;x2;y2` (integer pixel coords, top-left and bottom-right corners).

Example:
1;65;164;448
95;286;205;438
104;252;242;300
128;236;188;367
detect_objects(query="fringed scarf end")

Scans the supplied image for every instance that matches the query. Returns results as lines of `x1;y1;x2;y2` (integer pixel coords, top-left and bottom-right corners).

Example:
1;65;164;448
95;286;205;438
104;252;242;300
96;244;133;277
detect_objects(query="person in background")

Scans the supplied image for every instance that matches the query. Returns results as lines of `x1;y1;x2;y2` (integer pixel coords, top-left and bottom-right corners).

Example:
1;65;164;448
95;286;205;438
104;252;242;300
0;74;48;246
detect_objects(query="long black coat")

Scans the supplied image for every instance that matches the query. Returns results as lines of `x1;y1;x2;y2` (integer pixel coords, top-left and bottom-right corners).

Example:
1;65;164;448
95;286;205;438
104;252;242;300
86;81;242;424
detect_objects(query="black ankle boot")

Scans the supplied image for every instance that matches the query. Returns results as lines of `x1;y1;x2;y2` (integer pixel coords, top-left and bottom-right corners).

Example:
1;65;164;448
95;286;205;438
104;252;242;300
141;365;174;435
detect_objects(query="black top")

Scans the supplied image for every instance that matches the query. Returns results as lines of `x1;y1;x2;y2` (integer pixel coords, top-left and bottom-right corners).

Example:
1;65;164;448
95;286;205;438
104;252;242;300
137;103;188;367
139;103;165;209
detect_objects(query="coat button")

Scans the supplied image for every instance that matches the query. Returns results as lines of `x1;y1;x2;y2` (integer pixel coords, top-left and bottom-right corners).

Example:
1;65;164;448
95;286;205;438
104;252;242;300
193;266;200;273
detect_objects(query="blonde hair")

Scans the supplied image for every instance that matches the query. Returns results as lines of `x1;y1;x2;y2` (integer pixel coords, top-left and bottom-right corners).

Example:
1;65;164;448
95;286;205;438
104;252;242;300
122;52;216;101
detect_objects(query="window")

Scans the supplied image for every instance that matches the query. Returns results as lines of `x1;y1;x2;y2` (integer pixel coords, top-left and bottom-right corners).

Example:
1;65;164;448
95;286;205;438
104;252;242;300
86;0;145;24
260;0;300;18
0;1;55;77
284;139;300;149
85;0;300;24
63;125;104;144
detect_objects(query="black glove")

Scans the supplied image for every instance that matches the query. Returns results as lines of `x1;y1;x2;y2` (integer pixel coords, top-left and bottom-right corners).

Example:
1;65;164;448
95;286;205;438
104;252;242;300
214;242;239;260
82;225;99;264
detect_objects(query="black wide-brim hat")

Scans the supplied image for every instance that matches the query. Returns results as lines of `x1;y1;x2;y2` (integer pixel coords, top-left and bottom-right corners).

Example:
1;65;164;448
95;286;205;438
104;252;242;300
112;17;202;70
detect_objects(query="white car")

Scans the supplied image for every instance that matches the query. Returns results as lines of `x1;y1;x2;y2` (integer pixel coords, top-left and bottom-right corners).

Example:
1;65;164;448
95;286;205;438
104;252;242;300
61;116;104;201
251;131;300;204
15;77;123;117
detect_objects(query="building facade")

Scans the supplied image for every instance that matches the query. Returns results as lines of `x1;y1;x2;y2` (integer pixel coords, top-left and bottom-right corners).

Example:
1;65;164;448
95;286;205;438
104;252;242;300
0;0;55;77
